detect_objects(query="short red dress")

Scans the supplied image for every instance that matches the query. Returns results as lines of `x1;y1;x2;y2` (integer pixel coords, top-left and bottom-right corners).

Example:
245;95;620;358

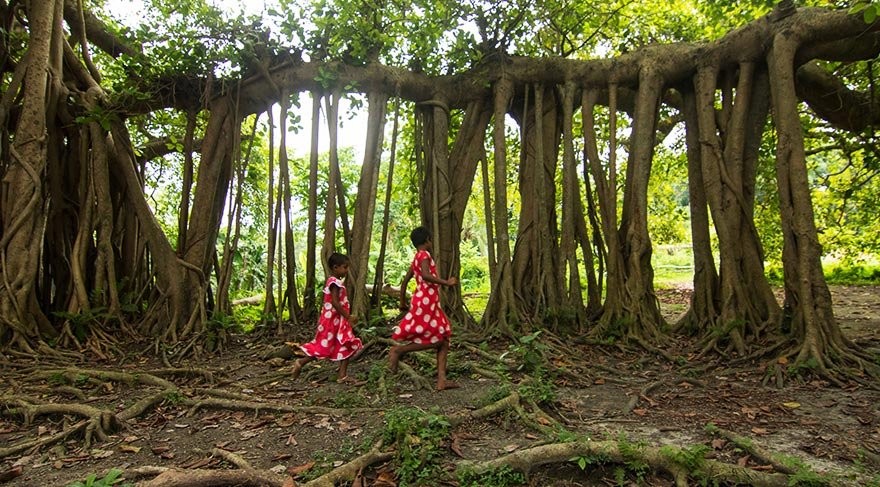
300;277;363;361
392;250;452;344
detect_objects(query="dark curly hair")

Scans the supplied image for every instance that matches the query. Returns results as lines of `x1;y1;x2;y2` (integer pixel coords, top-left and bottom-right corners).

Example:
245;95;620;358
328;252;350;268
409;226;431;247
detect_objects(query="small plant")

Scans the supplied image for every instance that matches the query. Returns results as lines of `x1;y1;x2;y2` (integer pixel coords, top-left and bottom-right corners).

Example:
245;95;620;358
661;444;712;483
382;407;450;486
500;331;547;373
617;435;649;483
787;358;819;378
788;469;831;486
573;451;610;470
66;468;132;487
518;378;556;404
457;464;525;487
164;391;184;405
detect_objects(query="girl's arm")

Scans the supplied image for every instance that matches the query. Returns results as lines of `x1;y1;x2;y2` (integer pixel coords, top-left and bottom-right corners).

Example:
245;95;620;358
399;268;414;310
419;259;457;287
329;284;352;321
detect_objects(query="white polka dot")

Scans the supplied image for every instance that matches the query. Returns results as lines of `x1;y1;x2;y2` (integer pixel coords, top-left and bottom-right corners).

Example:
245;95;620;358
423;315;430;323
324;311;332;319
430;319;438;328
415;325;423;333
392;326;400;334
428;288;435;295
321;339;329;347
317;325;324;332
414;308;422;316
422;297;429;305
324;302;332;309
430;336;439;343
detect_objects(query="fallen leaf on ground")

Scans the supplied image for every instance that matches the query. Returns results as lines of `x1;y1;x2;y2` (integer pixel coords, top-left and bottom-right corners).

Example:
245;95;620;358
288;461;315;476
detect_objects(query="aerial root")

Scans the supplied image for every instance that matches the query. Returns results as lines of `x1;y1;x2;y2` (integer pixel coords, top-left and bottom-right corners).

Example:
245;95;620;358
136;467;287;487
710;426;796;474
456;440;791;487
302;442;394;487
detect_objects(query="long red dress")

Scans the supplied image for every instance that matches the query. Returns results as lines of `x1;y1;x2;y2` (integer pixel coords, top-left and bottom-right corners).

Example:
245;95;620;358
300;276;362;361
392;250;452;344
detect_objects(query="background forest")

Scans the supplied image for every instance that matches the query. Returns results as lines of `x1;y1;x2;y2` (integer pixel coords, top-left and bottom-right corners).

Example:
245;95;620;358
0;0;878;372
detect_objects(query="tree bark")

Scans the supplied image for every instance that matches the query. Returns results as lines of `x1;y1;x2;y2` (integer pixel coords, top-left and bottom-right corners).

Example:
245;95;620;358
350;91;387;319
0;0;63;348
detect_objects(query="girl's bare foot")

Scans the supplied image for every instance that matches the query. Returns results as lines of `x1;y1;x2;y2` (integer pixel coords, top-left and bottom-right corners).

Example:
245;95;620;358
436;380;460;391
388;347;401;373
291;359;304;380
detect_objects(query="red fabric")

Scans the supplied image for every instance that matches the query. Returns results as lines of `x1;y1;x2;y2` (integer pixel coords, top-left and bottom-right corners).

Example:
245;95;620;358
300;277;362;361
392;250;452;344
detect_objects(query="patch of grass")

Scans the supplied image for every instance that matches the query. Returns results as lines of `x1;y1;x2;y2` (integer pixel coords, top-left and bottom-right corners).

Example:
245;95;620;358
331;389;368;408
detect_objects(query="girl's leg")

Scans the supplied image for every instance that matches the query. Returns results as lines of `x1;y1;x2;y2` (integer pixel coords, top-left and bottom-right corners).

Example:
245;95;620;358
337;358;350;380
435;338;459;390
291;356;314;380
389;342;440;372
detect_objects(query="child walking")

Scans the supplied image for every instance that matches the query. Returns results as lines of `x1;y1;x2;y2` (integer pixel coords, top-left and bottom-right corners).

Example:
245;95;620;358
389;226;459;390
292;253;364;384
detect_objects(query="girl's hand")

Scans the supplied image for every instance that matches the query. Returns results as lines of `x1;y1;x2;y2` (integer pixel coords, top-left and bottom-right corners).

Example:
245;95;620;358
446;276;458;286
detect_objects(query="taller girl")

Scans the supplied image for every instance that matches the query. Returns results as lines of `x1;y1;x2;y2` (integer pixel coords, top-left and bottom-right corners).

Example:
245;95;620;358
390;226;459;390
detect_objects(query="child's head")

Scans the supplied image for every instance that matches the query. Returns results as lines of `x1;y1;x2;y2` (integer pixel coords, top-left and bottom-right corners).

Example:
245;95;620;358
410;226;431;248
328;252;350;278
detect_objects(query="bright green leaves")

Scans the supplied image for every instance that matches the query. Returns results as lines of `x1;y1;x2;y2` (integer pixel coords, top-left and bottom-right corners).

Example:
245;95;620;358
850;0;879;23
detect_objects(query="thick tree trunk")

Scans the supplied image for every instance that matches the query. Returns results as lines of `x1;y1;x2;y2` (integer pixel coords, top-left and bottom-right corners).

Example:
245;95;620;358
349;91;387;320
180;96;238;338
558;82;587;326
511;85;562;326
419;98;491;326
768;30;877;383
371;97;401;309
676;85;720;336
482;78;520;334
277;88;300;326
218;116;259;315
592;69;666;345
0;0;63;349
692;65;779;356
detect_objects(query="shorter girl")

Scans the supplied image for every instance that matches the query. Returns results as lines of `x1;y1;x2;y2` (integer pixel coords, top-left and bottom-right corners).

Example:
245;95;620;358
292;253;364;384
389;226;459;391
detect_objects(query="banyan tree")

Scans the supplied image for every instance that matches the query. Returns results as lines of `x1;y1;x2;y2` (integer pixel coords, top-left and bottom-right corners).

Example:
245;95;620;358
1;0;879;384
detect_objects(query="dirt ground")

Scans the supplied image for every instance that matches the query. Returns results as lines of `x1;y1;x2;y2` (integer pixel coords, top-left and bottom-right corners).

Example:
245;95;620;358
1;285;879;486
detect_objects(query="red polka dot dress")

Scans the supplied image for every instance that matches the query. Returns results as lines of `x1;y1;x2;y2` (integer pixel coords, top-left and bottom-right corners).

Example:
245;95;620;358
300;277;363;361
392;250;452;344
